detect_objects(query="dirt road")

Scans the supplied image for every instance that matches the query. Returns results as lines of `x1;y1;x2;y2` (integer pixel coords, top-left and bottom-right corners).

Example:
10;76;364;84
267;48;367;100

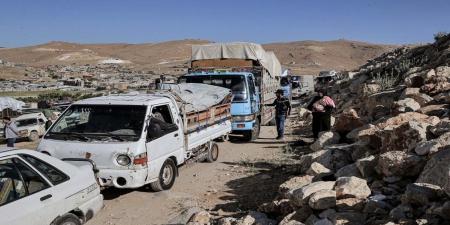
84;123;297;225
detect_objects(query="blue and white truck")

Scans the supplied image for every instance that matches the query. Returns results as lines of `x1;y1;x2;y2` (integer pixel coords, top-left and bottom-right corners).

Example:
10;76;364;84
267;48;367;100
180;42;281;141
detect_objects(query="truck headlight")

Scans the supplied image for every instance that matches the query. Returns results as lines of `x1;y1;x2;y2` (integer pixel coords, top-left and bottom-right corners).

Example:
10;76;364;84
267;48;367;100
232;114;256;122
116;154;131;166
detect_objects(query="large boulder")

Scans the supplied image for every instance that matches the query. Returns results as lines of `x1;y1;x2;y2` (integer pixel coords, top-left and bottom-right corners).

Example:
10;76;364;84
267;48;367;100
378;121;429;152
335;163;362;179
310;132;341;151
418;104;450;117
291;181;336;206
377;151;425;177
401;183;445;205
333;108;364;134
429;119;450;137
306;162;333;181
416;146;450;196
392;98;421;113
297;150;333;173
400;88;433;106
336;198;366;212
415;132;450;155
335;176;371;199
308;190;336;210
279;175;314;198
356;155;378;178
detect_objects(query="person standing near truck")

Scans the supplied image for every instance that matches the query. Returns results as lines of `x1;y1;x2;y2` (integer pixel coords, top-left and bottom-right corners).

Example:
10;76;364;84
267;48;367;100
3;117;19;147
266;89;292;140
307;89;335;139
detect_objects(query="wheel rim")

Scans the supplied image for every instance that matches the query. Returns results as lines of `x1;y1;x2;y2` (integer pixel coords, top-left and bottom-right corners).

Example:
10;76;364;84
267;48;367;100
162;165;173;185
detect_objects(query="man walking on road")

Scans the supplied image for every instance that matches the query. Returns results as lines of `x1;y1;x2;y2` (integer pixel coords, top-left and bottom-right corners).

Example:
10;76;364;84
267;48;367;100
3;117;19;147
266;89;292;140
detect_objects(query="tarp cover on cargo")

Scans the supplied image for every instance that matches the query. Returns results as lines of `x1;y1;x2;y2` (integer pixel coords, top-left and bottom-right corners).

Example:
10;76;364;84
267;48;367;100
192;42;282;77
162;83;231;112
0;97;25;111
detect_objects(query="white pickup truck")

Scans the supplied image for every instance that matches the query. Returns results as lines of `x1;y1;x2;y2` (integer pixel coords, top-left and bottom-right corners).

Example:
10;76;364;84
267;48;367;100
37;91;231;191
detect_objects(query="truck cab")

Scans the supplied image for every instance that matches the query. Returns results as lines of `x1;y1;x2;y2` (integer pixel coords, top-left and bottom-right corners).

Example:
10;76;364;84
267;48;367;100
180;72;261;140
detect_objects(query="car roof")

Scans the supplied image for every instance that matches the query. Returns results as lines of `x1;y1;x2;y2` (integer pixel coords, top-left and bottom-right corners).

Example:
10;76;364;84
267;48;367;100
74;94;169;106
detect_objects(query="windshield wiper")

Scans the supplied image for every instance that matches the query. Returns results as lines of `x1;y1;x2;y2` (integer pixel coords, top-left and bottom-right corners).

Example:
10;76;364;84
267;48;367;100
48;132;90;141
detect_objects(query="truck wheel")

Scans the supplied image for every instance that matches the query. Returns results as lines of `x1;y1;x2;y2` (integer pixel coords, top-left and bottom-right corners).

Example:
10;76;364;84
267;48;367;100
29;131;40;142
244;119;260;141
52;213;81;225
150;159;177;191
206;143;219;162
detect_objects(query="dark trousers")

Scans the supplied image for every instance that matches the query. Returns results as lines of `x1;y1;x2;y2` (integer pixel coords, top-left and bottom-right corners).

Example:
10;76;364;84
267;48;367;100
275;114;286;137
312;112;331;139
6;138;16;147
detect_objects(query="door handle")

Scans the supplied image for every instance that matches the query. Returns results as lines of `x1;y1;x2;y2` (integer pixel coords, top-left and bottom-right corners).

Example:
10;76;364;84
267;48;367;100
174;133;179;137
40;194;52;201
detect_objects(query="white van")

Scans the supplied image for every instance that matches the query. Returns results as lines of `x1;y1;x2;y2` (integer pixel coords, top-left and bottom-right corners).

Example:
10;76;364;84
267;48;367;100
37;93;231;191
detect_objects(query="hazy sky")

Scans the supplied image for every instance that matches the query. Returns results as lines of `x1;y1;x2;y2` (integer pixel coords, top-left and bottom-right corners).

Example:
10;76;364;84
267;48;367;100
1;0;449;47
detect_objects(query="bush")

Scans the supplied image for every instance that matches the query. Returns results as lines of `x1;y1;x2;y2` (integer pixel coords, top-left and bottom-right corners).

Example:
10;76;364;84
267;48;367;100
434;31;448;41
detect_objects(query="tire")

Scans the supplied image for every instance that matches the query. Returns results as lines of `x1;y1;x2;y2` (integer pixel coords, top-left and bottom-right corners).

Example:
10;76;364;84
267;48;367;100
243;119;260;141
206;143;219;162
53;213;81;225
29;131;39;142
150;159;177;191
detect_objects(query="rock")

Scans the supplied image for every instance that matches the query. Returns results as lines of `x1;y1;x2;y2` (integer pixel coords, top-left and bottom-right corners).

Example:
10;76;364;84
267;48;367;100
313;219;333;225
279;220;305;225
189;211;212;224
379;121;429;152
363;195;392;215
168;207;203;225
334;212;366;225
308;190;336;210
435;66;450;77
433;91;450;104
258;199;294;216
335;163;362;178
356;155;378;178
306;162;333;181
429;119;450;137
336;198;366;212
351;142;379;161
335;176;371;199
405;74;425;88
418;104;450;117
310;131;341;151
324;146;354;170
217;217;236;225
291;181;336;206
235;211;276;225
377;151;425;177
279;175;314;198
346;124;375;142
414;140;441;156
334;108;364;134
401;88;433;106
401;183;444;205
279;206;313;224
318;209;336;220
393;98;421;113
417;147;450;196
389;204;413;221
297;150;333;173
304;215;319;225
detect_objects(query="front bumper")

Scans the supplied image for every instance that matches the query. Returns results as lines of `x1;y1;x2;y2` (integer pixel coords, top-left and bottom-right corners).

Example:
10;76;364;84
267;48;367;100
97;167;148;188
232;120;255;131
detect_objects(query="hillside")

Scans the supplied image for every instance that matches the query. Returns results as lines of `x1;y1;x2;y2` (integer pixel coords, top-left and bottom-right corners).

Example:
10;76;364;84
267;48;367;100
0;39;396;79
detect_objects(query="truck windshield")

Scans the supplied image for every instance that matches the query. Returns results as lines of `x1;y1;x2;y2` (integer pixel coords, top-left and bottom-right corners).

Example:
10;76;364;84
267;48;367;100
46;105;147;142
183;75;248;102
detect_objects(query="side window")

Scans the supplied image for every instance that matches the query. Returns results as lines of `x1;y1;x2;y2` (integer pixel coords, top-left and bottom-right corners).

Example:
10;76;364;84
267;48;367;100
248;76;256;96
12;158;50;195
20;154;69;185
0;159;27;206
147;105;178;141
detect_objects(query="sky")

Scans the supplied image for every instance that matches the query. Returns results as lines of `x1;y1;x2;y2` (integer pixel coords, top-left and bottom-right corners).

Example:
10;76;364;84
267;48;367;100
0;0;449;47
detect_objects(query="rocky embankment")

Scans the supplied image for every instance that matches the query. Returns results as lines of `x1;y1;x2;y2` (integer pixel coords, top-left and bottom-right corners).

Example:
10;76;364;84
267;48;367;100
183;34;450;225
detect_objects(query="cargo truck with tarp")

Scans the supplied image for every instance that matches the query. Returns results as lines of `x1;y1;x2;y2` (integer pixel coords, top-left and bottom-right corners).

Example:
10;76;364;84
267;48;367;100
180;42;282;141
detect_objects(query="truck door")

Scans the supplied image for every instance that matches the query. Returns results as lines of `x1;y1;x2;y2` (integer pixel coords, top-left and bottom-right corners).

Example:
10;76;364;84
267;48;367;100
145;104;183;179
247;75;259;114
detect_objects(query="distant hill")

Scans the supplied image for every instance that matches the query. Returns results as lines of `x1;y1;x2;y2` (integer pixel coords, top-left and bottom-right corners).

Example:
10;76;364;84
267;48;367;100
0;39;397;79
